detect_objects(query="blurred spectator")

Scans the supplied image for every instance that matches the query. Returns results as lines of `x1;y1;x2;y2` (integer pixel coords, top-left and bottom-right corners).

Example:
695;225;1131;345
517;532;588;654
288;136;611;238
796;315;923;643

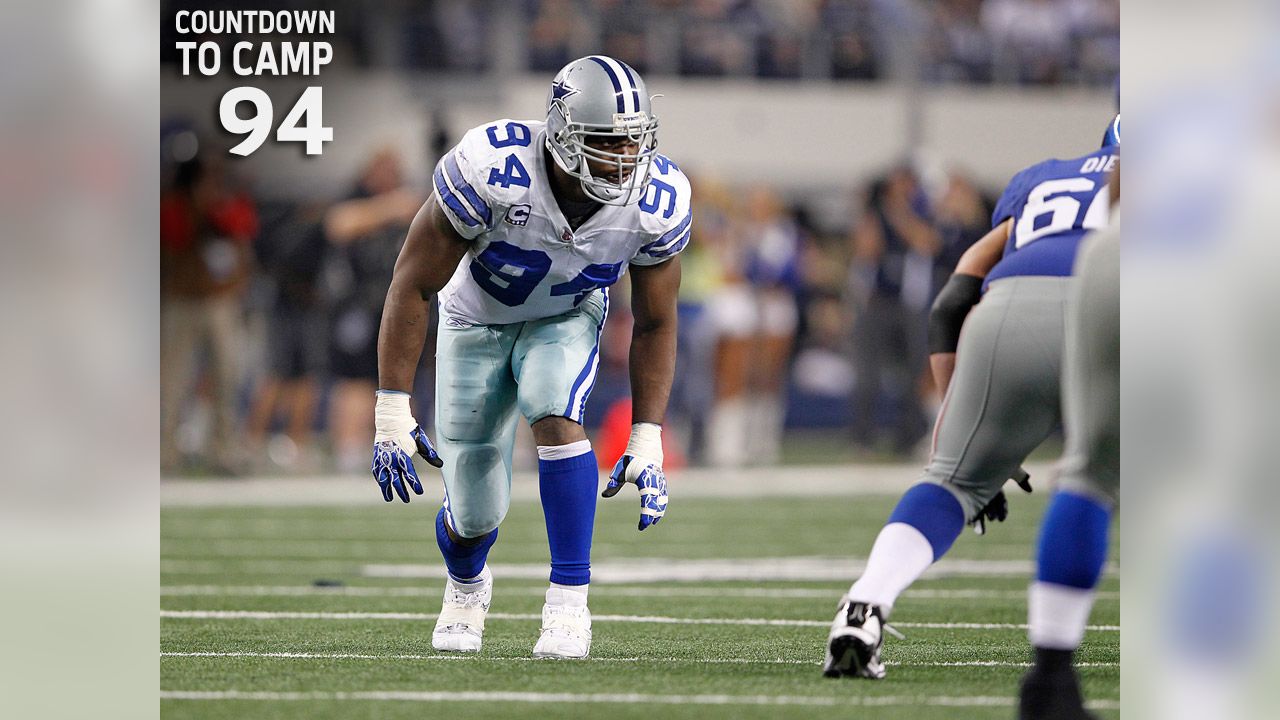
1068;0;1119;85
926;0;993;83
402;0;489;71
847;166;940;456
982;0;1074;85
822;0;881;80
739;186;803;463
527;0;596;72
598;0;655;73
679;0;758;76
699;184;801;466
160;155;258;474
243;209;328;472
322;149;424;473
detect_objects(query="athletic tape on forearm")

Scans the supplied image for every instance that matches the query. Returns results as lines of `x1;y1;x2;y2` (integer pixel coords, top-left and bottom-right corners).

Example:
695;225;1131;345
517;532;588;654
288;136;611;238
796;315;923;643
374;390;415;443
624;422;663;466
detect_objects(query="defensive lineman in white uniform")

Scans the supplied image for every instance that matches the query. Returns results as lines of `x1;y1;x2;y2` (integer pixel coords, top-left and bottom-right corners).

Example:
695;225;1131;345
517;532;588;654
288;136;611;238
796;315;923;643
371;56;689;659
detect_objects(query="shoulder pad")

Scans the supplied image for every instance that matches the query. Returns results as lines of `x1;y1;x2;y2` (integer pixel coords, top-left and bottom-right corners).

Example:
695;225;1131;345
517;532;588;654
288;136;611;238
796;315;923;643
632;155;693;266
433;119;543;239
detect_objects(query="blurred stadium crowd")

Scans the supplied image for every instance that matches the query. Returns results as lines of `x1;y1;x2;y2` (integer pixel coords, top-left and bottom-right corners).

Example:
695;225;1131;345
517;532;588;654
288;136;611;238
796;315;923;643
160;0;1116;477
161;0;1119;86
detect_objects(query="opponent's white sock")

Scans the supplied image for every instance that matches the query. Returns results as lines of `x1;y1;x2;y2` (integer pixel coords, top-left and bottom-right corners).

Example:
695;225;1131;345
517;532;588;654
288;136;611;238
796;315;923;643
847;522;935;612
1027;581;1096;650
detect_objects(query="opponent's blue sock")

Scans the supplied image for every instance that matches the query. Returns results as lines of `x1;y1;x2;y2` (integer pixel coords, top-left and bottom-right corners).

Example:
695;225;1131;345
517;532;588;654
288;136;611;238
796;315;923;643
1028;490;1111;650
1035;491;1111;589
435;506;497;583
886;482;967;561
848;482;966;609
538;445;598;587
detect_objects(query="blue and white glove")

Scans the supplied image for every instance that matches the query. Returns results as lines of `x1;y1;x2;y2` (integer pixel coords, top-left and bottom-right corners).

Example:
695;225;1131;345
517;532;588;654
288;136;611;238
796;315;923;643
602;423;668;531
371;390;442;503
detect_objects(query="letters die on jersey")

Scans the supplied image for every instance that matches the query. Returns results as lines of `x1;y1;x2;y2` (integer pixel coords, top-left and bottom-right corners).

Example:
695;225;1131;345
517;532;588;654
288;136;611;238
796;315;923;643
432;119;692;326
983;146;1117;289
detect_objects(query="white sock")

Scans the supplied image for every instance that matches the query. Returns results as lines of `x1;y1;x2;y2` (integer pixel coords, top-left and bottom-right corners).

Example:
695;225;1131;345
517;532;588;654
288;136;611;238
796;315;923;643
537;440;592;461
452;566;490;592
550;584;588;599
847;522;935;612
1028;581;1096;649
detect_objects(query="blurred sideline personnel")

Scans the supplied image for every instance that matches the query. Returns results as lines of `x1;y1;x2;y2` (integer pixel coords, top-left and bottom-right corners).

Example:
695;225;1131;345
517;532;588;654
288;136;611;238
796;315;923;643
1018;153;1119;720
824;117;1120;688
324;150;424;473
371;56;687;659
848;167;941;456
160;155;257;474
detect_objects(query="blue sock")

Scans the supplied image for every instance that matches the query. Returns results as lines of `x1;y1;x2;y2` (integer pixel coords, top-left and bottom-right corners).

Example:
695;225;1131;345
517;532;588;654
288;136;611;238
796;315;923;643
435;507;497;583
886;482;966;561
1035;491;1111;588
538;450;598;586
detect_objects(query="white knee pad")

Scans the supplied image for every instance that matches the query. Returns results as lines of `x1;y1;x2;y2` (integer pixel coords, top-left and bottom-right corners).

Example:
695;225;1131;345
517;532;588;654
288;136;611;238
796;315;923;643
440;441;512;538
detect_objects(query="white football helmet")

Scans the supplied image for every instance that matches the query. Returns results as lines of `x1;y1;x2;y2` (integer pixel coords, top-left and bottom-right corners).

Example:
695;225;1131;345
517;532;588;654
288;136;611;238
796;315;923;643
545;55;660;205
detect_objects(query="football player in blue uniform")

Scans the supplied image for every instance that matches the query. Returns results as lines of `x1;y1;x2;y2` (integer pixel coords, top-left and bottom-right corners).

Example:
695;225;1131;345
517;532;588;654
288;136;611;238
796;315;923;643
824;118;1119;686
371;56;690;659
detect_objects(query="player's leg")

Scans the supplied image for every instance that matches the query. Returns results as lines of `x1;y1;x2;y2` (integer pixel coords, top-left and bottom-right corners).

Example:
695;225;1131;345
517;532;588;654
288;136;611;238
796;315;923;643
429;319;521;652
512;289;608;659
826;277;1068;679
1020;228;1119;720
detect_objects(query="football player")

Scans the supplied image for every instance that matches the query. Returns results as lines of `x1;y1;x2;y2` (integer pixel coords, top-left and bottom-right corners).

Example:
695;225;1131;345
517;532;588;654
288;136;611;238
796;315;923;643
823;117;1119;681
370;56;688;659
1018;155;1119;720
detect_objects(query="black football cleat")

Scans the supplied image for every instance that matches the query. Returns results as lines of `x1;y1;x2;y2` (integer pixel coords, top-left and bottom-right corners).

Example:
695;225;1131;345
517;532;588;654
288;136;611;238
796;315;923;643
822;597;888;679
1018;666;1098;720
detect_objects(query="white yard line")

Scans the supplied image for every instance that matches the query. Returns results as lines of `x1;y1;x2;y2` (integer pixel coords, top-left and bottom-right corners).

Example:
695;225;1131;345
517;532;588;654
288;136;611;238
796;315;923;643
161;463;1056;506
163;556;1119;582
159;651;1117;669
360;557;1118;583
160;584;1119;601
160;609;1119;632
160;689;1119;711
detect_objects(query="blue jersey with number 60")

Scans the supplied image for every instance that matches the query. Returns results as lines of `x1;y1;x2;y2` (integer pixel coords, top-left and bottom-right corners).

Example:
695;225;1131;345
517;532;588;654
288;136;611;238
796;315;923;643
984;146;1117;290
431;119;691;325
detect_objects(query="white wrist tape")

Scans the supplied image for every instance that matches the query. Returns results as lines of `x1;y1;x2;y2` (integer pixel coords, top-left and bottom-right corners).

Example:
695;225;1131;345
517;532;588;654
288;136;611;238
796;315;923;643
624;422;663;466
374;390;416;448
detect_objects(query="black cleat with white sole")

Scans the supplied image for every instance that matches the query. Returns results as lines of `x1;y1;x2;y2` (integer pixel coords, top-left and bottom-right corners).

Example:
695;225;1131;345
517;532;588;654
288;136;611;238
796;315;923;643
822;598;888;679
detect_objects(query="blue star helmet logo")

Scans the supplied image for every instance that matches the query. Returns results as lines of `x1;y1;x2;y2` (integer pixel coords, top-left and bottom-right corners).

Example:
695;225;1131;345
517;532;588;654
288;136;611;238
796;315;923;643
551;80;579;102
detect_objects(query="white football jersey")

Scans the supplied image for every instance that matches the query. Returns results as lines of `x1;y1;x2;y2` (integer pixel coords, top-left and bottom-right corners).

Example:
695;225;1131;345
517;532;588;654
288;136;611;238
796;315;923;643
431;119;692;326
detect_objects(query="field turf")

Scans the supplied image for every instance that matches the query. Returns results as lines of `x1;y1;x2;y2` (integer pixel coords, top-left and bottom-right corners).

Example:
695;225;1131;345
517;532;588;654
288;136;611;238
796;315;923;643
161;471;1119;719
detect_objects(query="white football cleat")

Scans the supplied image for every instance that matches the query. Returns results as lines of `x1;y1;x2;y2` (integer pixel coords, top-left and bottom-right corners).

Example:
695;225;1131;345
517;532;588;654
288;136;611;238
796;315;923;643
532;587;592;659
431;566;492;653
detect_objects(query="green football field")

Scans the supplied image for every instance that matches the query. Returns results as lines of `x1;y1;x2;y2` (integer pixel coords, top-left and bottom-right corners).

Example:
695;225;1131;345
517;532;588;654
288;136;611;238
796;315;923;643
160;469;1119;719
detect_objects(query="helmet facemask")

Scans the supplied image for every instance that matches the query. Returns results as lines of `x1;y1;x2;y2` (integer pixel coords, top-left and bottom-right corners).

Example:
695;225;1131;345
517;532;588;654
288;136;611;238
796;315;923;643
547;98;660;206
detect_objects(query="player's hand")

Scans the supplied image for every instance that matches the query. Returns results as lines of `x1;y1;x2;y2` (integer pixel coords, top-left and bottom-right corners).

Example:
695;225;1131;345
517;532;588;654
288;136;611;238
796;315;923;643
371;390;443;503
603;455;668;530
971;491;1008;535
970;468;1032;535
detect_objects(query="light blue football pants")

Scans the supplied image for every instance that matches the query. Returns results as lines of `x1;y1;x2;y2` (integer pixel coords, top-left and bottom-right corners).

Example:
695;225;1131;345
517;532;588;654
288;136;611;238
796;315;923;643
434;290;608;538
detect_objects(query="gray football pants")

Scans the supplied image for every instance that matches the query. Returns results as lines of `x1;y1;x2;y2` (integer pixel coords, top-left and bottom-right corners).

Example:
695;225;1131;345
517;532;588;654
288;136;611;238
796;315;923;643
1056;226;1121;506
926;276;1072;521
